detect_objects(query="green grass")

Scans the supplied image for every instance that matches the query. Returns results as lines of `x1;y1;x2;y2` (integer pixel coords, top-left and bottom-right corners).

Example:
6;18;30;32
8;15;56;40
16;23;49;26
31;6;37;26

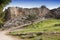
10;18;60;40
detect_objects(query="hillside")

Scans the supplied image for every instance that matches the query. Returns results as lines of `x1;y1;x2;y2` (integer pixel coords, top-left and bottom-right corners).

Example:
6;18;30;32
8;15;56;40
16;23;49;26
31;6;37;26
3;6;60;29
10;19;60;40
3;6;60;40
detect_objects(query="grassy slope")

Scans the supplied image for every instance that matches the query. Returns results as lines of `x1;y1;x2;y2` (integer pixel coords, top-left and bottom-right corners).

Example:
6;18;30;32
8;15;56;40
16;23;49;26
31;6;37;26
10;19;60;40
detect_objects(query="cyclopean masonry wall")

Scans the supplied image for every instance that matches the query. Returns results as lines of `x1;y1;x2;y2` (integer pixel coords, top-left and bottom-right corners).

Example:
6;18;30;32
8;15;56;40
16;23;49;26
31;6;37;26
4;6;50;21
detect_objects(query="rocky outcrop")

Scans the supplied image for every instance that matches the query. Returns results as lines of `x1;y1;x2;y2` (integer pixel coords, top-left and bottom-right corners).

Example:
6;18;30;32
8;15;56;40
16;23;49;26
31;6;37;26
4;6;50;20
52;7;60;19
45;7;60;19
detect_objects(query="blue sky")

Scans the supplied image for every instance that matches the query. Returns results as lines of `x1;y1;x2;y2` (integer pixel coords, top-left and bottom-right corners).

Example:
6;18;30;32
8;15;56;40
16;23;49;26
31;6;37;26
4;0;60;9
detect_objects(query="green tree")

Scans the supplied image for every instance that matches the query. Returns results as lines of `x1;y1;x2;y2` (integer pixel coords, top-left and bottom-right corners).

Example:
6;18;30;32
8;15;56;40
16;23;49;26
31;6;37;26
0;0;11;27
0;0;11;12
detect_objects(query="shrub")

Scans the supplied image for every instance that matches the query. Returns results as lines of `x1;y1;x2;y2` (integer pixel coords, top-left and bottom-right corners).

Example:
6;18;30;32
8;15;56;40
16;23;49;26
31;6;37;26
26;13;38;22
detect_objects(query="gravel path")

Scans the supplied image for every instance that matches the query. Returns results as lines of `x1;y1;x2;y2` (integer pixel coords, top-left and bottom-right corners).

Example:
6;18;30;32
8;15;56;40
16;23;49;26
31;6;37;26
0;30;23;40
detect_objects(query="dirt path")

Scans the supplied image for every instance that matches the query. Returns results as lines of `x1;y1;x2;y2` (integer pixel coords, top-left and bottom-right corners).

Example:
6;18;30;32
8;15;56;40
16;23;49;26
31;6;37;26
0;30;23;40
